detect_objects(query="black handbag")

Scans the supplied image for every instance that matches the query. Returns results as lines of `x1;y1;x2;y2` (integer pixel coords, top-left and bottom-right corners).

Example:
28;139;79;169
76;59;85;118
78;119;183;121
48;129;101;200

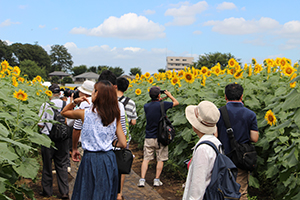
220;106;257;171
113;140;133;174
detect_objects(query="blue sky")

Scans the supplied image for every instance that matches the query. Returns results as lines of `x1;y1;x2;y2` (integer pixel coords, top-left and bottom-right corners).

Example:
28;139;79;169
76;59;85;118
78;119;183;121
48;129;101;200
1;0;300;74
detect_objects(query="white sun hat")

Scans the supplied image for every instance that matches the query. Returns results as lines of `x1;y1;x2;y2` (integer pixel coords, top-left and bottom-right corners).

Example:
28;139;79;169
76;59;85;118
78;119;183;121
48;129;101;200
77;80;95;96
185;100;220;135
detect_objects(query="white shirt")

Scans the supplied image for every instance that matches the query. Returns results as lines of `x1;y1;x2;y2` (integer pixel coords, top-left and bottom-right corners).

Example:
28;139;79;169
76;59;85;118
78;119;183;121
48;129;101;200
182;134;222;200
38;97;64;135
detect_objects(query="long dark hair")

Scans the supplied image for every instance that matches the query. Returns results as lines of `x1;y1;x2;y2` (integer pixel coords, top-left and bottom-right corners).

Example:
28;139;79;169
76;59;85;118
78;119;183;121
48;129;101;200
92;80;120;126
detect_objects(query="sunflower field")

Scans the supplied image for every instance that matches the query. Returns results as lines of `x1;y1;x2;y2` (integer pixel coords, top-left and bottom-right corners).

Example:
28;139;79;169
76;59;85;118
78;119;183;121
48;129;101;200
0;60;53;199
126;58;300;199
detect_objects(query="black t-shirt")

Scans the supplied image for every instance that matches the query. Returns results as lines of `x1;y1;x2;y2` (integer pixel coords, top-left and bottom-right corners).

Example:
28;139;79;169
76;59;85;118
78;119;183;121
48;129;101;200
144;101;173;138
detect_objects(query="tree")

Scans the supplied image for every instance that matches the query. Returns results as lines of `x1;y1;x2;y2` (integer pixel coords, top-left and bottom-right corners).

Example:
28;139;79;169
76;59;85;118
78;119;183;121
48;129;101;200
10;43;51;73
50;45;73;73
19;59;47;80
97;65;109;75
72;65;87;76
50;76;60;84
110;66;124;77
130;67;142;76
195;52;241;69
87;66;97;73
158;68;165;73
62;76;73;84
0;40;17;66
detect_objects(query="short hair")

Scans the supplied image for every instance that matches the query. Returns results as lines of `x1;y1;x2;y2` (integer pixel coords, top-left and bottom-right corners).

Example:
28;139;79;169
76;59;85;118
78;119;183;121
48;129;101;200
225;83;244;101
98;70;117;85
92;80;120;126
117;77;129;92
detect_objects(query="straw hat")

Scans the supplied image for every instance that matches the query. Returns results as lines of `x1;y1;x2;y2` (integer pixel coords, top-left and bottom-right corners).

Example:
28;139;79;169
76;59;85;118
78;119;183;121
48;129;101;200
185;101;220;134
78;80;95;95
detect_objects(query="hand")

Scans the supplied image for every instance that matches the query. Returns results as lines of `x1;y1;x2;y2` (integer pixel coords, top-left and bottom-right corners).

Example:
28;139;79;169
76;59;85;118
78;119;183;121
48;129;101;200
72;149;81;162
164;90;172;97
74;96;90;105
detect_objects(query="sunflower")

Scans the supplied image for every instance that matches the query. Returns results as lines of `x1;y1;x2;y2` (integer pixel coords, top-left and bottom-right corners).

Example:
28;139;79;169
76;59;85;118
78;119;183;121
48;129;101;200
171;76;180;86
45;90;52;97
144;72;151;79
265;110;277;126
154;73;158;79
1;60;9;71
254;64;263;74
135;74;140;80
148;77;154;84
275;58;281;66
251;58;257;65
290;82;296;88
211;65;221;76
283;65;296;77
140;75;145;80
13;89;28;101
228;58;237;68
184;72;195;83
234;71;243;79
166;71;172;79
12;66;21;76
206;70;211;77
177;70;185;78
12;77;18;87
135;88;141;95
200;66;208;75
35;75;42;82
280;57;287;68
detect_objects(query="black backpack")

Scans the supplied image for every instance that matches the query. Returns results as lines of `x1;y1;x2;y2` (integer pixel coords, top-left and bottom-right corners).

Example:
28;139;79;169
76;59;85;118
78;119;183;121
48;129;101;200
157;101;175;146
196;141;241;200
220;106;257;171
45;101;69;142
119;96;130;107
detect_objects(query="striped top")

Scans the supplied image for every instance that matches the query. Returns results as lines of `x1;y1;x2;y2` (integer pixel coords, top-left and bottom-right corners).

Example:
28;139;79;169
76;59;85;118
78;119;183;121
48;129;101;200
118;96;137;123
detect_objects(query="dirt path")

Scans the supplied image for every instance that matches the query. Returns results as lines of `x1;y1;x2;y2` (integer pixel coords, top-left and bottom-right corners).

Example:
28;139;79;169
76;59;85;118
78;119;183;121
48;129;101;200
27;141;185;199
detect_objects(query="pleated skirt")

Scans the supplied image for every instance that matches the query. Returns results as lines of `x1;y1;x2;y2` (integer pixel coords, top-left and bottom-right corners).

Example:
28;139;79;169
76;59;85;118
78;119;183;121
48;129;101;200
71;150;118;200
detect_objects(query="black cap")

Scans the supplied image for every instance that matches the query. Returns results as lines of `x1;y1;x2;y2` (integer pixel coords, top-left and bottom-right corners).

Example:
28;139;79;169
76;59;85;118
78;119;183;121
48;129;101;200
49;84;60;93
149;86;160;99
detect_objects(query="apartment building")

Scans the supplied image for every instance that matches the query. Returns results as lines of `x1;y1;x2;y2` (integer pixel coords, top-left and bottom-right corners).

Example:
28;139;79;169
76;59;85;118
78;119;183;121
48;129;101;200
166;56;194;71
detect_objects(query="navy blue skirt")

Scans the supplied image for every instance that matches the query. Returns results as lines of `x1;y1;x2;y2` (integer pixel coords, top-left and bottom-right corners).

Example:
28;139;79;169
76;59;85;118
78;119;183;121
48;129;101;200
71;150;118;200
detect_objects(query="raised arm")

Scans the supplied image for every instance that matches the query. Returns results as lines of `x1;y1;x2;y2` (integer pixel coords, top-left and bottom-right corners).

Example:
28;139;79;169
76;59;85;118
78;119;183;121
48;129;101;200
164;90;179;107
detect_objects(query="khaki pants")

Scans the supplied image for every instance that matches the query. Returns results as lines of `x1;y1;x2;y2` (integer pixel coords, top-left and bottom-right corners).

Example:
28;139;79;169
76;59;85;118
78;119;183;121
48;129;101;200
236;168;249;200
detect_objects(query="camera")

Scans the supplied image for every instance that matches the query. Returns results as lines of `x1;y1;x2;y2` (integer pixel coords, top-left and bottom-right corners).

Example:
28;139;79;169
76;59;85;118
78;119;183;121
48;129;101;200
160;90;165;94
64;88;79;99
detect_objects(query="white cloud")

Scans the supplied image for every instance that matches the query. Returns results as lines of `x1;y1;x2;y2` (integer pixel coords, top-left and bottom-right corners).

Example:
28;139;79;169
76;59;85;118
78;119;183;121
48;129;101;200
0;19;20;27
216;2;237;10
39;25;46;28
144;9;156;15
60;42;175;74
70;13;165;40
165;1;208;26
53;27;59;30
123;47;142;52
241;7;246;11
280;20;300;37
4;40;13;45
193;30;202;34
203;17;280;35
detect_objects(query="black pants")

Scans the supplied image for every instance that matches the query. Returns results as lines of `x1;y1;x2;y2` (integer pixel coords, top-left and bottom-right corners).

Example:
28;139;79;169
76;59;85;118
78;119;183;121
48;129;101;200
41;139;69;196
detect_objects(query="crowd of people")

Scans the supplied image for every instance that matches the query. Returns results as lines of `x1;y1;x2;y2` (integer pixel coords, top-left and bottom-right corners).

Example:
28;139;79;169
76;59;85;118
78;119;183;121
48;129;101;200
38;68;259;200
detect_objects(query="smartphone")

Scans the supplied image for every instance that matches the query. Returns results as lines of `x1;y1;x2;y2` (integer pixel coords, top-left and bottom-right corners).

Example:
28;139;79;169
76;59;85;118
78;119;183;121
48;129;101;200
160;90;165;94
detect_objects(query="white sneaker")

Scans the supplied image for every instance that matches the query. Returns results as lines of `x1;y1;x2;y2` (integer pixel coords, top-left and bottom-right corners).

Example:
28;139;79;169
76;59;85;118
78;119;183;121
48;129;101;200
153;179;163;187
138;178;145;187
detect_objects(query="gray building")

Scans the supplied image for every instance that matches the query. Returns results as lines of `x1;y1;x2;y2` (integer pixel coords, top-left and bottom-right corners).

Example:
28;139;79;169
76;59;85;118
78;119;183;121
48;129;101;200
166;56;194;71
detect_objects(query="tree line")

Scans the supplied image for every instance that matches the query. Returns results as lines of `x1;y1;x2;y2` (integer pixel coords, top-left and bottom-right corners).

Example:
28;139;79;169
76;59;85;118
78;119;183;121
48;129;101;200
1;40;242;82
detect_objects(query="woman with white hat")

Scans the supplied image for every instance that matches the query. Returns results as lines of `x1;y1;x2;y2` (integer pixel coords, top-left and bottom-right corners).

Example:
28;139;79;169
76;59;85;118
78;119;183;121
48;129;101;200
182;100;221;200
